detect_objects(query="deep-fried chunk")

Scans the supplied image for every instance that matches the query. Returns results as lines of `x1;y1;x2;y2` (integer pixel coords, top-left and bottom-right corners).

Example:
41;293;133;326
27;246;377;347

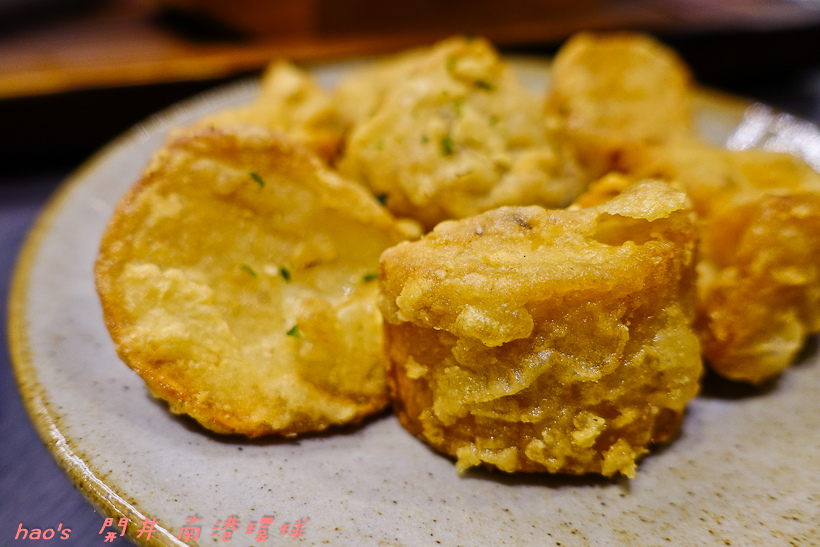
545;32;693;175
95;127;407;436
379;179;702;477
339;36;588;230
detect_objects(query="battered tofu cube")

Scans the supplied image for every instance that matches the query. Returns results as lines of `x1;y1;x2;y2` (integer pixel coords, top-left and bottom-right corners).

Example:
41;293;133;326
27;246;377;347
545;33;693;175
699;190;820;384
379;179;702;477
339;36;588;230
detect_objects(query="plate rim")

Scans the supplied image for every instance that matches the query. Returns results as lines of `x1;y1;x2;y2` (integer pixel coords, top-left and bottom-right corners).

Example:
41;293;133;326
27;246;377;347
6;77;270;547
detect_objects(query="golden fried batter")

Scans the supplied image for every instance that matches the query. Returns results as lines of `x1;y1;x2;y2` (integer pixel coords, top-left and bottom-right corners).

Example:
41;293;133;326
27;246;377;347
338;36;588;230
545;32;693;175
96;127;408;436
197;61;345;163
379;179;702;477
625;142;820;383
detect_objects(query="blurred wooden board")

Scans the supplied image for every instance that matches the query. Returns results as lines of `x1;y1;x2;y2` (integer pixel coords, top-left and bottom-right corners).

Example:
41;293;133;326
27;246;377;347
3;0;820;99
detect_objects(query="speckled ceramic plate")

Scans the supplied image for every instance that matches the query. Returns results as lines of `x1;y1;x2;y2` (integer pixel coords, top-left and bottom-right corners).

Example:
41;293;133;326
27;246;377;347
9;58;820;547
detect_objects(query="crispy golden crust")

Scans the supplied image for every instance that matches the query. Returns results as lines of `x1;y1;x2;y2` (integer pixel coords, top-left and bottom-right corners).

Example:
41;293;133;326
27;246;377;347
338;36;589;230
545;32;693;176
379;180;702;477
96;127;407;436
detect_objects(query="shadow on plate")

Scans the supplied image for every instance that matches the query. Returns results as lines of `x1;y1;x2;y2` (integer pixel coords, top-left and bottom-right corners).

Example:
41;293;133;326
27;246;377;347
458;461;626;491
698;336;818;400
145;393;395;446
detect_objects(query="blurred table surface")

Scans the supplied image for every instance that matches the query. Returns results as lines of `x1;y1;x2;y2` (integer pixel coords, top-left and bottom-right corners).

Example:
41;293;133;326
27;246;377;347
2;1;820;545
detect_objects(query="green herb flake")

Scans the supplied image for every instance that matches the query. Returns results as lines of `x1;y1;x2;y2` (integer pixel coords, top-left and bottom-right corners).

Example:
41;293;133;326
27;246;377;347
240;264;258;278
250;171;266;188
421;135;429;144
362;272;379;283
454;98;464;118
280;267;291;282
286;324;301;338
441;135;455;156
446;56;457;73
475;79;495;91
376;193;389;205
489;114;500;127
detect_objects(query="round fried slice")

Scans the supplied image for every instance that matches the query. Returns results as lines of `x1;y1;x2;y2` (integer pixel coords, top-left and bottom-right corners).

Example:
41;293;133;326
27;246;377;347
379;180;702;477
96;127;408;437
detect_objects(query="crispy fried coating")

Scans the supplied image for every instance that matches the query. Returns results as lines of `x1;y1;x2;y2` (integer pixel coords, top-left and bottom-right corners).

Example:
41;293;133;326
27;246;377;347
379;179;702;477
625;142;820;383
338;36;588;230
198;61;345;163
95;127;408;437
545;32;693;175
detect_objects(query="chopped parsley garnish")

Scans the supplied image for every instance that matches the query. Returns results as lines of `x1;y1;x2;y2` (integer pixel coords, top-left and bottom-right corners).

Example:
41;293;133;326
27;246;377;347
250;171;265;188
441;135;455;156
475;79;495;91
489;114;500;126
280;267;291;282
240;264;258;278
421;134;429;144
362;272;379;283
286;324;301;338
376;193;389;205
446;56;457;73
454;98;464;118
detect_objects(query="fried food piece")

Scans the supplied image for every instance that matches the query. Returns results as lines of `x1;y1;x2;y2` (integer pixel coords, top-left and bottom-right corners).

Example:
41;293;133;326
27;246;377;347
545;32;693;175
379;179;702;477
198;61;345;163
96;127;408;437
338;36;588;230
625;141;820;383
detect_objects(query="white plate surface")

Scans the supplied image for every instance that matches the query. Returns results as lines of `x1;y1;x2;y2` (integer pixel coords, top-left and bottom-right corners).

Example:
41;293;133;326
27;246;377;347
9;59;820;546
